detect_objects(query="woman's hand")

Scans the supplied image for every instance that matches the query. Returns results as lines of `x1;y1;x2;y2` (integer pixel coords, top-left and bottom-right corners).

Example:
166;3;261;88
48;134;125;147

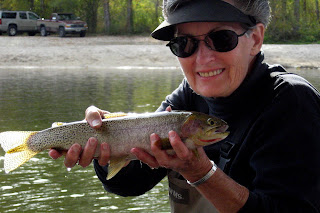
131;131;212;182
130;106;212;182
48;106;111;168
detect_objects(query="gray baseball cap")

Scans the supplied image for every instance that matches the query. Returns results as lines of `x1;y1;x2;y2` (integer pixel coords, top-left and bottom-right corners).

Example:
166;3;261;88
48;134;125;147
151;0;256;41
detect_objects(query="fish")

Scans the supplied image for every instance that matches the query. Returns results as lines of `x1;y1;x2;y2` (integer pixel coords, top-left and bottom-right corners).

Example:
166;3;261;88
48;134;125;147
0;110;229;180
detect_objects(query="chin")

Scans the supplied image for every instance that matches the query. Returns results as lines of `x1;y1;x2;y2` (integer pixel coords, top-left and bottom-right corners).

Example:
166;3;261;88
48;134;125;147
188;80;229;97
194;86;227;98
194;90;220;98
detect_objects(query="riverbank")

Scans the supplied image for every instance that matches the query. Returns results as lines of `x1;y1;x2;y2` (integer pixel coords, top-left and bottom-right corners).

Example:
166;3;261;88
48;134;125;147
0;35;319;69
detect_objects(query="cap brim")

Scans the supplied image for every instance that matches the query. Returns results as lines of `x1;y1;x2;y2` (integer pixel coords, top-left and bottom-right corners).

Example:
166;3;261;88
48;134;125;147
151;0;256;41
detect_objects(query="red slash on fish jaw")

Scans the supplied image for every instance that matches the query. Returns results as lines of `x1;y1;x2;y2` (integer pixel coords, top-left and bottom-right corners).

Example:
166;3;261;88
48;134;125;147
198;138;221;143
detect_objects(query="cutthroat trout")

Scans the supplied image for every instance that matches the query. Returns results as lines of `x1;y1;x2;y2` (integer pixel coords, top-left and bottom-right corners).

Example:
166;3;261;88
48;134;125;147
0;111;229;179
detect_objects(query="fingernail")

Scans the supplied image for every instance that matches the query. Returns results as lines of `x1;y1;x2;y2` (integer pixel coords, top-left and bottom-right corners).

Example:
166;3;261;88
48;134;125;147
169;131;176;139
92;119;100;127
48;150;55;159
102;143;108;150
150;134;158;143
131;148;138;155
89;138;96;146
72;144;81;153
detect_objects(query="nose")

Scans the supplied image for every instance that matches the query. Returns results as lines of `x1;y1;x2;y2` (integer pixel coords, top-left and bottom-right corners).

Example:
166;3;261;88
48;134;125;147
195;40;216;65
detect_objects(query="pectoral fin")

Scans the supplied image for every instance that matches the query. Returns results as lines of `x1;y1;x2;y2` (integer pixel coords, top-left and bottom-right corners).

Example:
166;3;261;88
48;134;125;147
153;138;176;155
107;156;128;180
154;138;172;150
192;149;200;159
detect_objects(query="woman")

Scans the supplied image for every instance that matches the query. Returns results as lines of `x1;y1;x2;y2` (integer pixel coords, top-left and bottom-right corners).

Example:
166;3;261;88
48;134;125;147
50;0;320;212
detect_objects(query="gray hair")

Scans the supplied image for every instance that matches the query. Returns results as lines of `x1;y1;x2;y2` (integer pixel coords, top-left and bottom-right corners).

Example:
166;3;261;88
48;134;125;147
163;0;271;27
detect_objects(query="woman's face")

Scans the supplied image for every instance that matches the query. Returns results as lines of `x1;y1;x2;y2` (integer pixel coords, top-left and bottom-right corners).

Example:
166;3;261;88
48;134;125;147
176;22;261;98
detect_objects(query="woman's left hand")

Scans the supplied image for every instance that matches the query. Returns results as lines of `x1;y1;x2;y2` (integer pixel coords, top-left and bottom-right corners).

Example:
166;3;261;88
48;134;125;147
131;130;213;183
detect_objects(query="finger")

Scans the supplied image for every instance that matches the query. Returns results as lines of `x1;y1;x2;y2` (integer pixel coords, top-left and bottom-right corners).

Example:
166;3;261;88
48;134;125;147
85;106;108;129
85;105;109;117
78;137;98;167
98;143;110;166
165;106;172;112
131;147;159;169
150;133;173;168
48;149;63;159
168;131;192;161
64;143;82;168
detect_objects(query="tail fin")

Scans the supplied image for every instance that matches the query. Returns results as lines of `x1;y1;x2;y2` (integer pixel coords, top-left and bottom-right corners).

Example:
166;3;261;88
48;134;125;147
0;131;39;173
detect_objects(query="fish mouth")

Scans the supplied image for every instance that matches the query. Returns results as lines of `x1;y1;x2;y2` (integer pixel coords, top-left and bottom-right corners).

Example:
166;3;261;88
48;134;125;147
197;125;229;144
215;125;229;133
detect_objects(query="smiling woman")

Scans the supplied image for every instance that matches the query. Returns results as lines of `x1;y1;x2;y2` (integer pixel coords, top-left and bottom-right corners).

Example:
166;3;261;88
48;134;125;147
48;0;320;213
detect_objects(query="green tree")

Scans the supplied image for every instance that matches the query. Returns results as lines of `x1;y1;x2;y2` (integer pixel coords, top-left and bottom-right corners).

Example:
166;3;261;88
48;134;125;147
126;0;133;33
294;0;300;33
103;0;111;34
266;0;320;42
1;0;319;42
316;0;320;22
81;0;100;33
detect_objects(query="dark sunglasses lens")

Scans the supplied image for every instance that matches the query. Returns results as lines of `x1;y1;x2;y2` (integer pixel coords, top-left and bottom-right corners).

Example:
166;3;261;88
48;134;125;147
168;37;197;58
208;30;238;52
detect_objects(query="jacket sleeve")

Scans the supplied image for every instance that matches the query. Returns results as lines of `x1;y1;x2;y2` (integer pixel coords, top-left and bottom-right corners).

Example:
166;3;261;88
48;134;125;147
93;78;195;196
240;75;320;212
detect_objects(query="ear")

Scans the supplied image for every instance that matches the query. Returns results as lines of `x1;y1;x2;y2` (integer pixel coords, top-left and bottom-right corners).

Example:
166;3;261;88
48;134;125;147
250;23;265;56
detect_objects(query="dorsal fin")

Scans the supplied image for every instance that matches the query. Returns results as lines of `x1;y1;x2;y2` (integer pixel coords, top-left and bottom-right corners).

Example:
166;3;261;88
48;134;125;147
51;122;67;127
103;113;128;119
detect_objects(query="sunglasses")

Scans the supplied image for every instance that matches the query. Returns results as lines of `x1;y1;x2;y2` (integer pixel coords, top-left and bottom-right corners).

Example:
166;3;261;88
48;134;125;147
166;29;248;58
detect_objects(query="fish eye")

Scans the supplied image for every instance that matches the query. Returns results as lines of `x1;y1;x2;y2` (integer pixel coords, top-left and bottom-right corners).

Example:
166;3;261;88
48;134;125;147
207;118;216;126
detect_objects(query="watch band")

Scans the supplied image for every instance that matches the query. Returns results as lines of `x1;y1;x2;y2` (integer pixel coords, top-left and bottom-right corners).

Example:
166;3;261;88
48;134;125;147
187;161;217;187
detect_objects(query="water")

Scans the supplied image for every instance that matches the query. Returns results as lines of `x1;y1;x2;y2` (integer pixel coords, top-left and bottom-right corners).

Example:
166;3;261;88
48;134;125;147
0;67;319;212
0;67;182;213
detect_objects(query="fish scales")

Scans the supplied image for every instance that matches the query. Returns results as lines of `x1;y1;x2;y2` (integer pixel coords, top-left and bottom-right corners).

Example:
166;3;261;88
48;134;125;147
29;112;187;156
28;122;94;152
97;112;187;156
28;110;186;155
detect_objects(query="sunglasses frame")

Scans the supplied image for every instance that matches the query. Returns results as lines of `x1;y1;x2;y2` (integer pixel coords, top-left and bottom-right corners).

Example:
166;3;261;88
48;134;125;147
166;29;248;58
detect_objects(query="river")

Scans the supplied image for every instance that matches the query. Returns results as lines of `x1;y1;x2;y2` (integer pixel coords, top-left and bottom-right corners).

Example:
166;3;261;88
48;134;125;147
0;67;319;212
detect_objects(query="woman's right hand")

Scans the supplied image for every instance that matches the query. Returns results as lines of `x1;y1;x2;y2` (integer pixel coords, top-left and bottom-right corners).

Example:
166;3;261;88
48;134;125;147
48;106;111;168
